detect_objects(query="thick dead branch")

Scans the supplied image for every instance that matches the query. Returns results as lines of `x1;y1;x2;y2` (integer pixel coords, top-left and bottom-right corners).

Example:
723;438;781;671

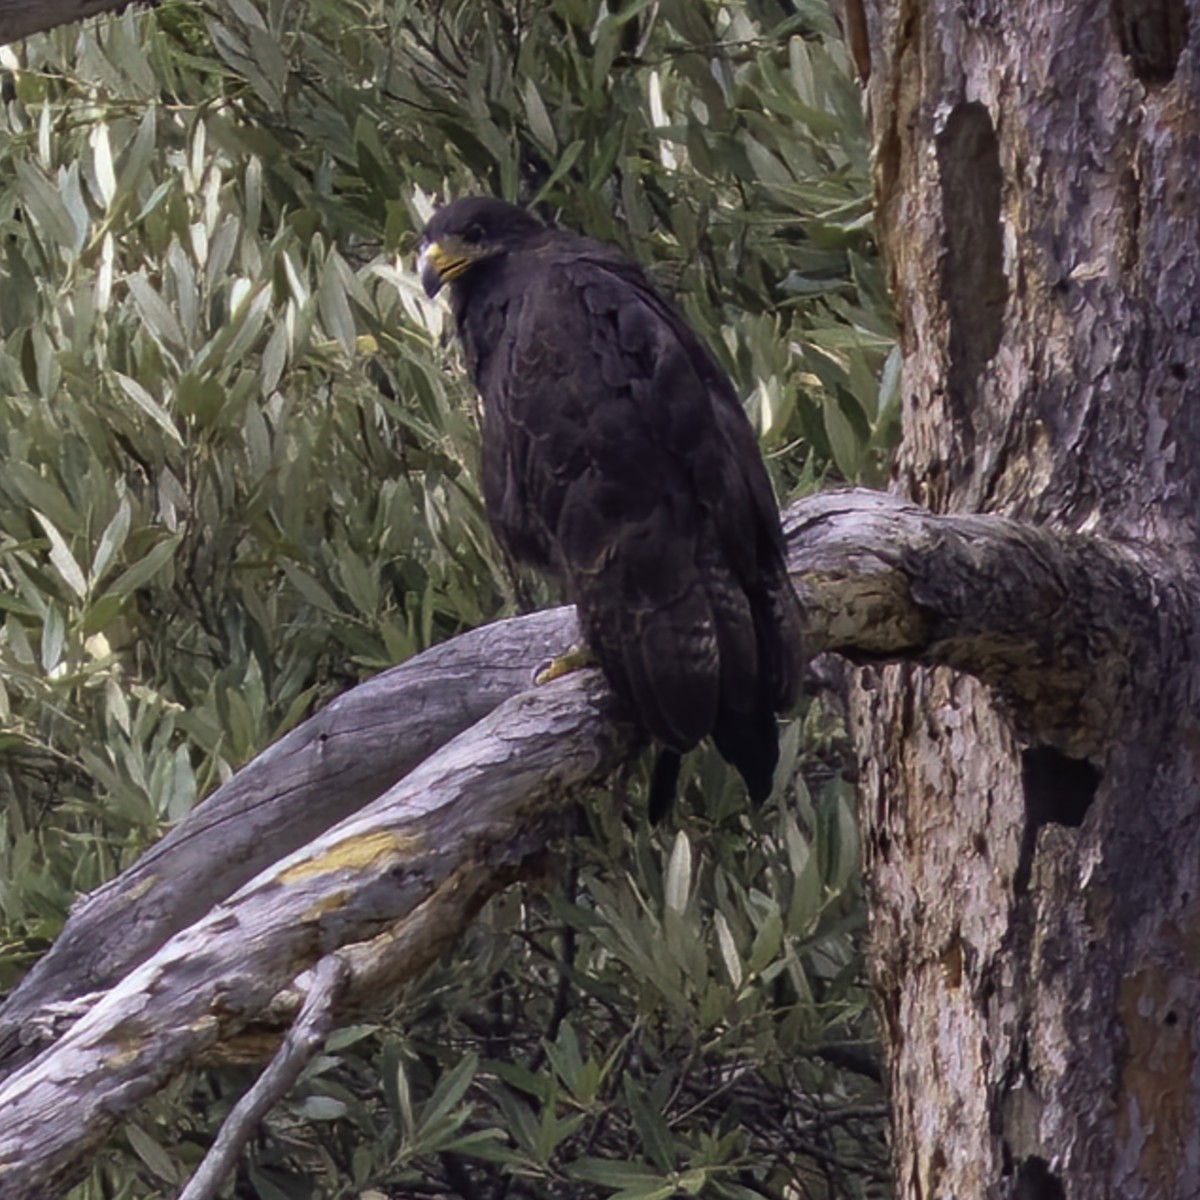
0;608;577;1070
786;490;1176;757
2;492;1171;1072
0;0;138;44
225;857;540;1066
0;672;632;1199
0;489;1178;1197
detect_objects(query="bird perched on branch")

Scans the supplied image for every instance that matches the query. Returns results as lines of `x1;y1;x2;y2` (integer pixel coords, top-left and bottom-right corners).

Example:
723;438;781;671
417;197;803;819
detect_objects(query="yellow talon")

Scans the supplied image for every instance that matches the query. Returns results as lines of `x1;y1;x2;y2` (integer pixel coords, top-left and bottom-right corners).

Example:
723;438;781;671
533;644;597;686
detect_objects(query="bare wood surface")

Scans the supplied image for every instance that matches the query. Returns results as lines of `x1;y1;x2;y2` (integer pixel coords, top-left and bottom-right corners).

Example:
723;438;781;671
0;486;1185;1199
0;607;578;1068
0;672;633;1200
0;0;138;45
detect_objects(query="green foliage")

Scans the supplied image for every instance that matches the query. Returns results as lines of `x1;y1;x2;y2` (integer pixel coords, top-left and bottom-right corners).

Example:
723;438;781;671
359;764;886;1200
0;0;894;1195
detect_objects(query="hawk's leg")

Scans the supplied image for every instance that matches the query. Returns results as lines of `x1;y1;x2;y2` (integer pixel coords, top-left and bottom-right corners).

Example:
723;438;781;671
533;642;597;686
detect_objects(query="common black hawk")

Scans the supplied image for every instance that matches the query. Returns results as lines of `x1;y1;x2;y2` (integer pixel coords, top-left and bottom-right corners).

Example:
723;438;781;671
417;197;803;818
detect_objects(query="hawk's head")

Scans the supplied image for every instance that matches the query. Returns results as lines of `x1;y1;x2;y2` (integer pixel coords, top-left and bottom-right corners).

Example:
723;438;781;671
417;197;544;298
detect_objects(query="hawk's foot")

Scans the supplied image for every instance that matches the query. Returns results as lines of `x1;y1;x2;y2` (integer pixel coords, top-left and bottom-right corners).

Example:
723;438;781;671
533;643;597;686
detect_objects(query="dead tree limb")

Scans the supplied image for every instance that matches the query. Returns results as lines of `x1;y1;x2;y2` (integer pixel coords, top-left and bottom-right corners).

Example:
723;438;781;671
0;607;578;1071
0;673;633;1200
785;489;1176;757
0;0;139;45
0;488;1179;1198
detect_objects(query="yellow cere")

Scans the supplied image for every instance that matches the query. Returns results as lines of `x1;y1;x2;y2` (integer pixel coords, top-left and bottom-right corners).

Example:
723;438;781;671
425;242;472;278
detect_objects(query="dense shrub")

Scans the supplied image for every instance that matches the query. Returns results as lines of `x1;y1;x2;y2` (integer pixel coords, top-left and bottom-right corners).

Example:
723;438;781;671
0;2;893;1195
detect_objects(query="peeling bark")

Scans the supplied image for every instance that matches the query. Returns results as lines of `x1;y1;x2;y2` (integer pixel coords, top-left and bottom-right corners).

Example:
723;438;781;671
0;484;1188;1195
857;1;1200;1196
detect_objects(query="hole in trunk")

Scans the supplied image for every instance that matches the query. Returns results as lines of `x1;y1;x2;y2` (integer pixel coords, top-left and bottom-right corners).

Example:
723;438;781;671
1012;1155;1066;1200
1112;0;1190;84
1013;747;1102;896
1021;746;1101;829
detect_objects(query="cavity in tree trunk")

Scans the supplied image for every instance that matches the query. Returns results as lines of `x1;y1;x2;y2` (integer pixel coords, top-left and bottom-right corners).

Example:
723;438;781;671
851;1;1200;1196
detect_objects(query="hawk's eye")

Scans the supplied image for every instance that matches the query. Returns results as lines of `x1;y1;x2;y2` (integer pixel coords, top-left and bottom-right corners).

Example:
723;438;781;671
463;223;485;246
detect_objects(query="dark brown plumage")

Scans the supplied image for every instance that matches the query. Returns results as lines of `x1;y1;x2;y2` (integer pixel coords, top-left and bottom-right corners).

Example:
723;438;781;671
417;197;803;818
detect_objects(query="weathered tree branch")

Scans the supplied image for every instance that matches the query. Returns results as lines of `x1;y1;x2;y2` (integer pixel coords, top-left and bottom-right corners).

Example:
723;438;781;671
0;608;578;1070
0;674;633;1199
0;488;1177;1197
179;955;349;1200
785;490;1177;757
0;0;139;45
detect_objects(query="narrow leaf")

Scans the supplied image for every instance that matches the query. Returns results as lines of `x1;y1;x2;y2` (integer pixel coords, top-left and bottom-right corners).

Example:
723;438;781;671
34;511;87;599
665;829;692;915
40;604;65;673
116;374;184;445
714;909;743;989
523;79;558;153
127;273;187;351
417;1054;477;1136
107;533;183;596
15;160;78;248
124;1123;179;1184
91;496;131;583
91;123;116;209
319;252;356;351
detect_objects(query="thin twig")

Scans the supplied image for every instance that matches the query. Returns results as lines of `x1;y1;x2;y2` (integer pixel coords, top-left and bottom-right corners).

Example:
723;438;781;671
178;955;350;1200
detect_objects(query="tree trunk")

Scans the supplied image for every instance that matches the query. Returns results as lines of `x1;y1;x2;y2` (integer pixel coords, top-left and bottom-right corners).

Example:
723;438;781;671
7;484;1150;1196
853;1;1200;1196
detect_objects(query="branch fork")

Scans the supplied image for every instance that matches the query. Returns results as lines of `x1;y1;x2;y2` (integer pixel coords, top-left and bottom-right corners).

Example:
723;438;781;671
0;489;1175;1197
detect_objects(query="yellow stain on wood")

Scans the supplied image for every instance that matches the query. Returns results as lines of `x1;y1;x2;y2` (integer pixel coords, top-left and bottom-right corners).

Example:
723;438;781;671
280;830;422;883
305;889;350;918
99;1013;165;1069
101;1043;143;1070
121;875;158;902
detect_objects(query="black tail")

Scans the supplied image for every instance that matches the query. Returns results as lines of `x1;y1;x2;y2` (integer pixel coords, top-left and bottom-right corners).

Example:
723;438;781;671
712;703;779;805
648;749;683;823
649;708;778;822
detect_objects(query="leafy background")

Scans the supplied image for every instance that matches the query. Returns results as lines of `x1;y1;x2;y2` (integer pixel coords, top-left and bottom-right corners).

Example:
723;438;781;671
0;0;895;1196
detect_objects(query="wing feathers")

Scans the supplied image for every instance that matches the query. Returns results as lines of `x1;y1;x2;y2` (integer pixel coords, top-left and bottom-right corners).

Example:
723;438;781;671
462;237;803;811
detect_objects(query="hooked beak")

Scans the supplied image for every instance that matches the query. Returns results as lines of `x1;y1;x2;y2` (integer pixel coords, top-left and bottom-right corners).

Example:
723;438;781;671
417;242;446;297
417;239;475;298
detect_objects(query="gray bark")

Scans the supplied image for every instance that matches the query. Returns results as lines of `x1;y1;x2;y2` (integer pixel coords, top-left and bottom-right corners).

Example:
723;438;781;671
4;0;1195;1194
856;1;1200;1197
0;489;1180;1197
178;956;349;1200
0;672;633;1200
0;0;139;45
0;607;577;1072
786;492;1177;758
